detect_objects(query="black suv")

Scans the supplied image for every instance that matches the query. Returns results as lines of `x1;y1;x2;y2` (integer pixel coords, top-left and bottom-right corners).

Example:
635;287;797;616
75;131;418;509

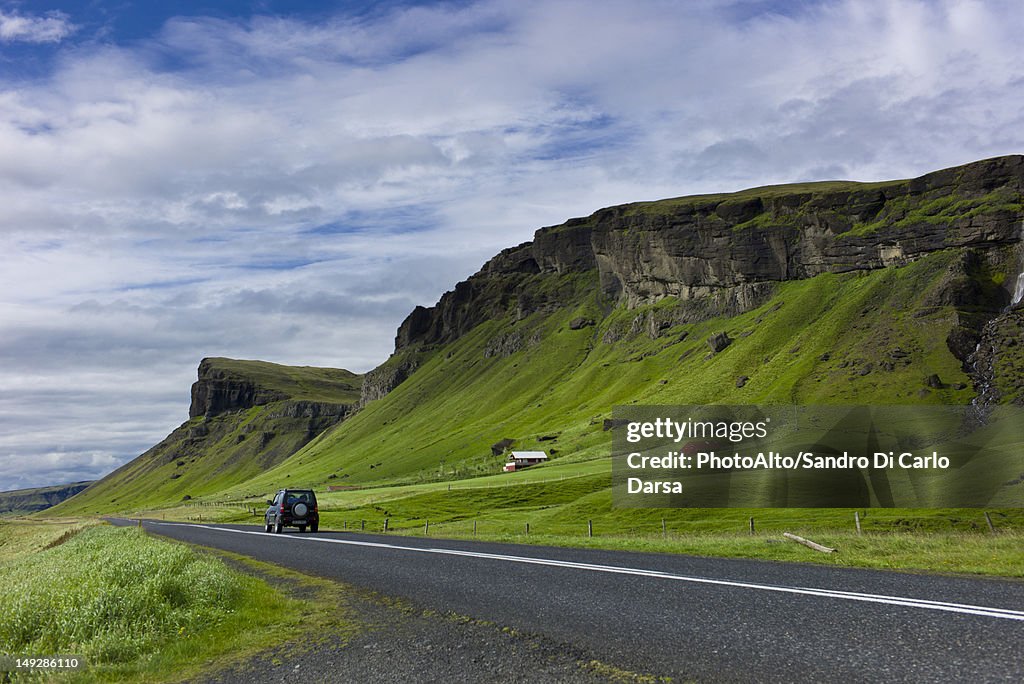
265;489;319;533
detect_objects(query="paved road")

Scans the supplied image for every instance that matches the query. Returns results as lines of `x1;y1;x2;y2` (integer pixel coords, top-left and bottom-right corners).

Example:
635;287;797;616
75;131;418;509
110;519;1024;683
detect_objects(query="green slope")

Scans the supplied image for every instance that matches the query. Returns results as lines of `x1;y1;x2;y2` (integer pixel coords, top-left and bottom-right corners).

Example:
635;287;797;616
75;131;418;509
47;359;362;515
233;248;992;496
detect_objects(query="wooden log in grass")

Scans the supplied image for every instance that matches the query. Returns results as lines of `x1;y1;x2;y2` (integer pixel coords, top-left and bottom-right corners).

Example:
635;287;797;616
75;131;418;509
783;532;836;553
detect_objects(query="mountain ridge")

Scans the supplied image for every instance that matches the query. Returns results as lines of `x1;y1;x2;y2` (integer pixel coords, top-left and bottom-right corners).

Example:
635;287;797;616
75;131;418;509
48;155;1024;514
372;155;1023;404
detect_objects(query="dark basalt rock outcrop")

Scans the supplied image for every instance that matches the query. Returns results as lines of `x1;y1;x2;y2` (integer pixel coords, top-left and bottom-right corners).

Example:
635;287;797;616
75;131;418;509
183;358;360;455
707;332;733;353
190;359;287;418
969;308;1024;405
491;438;515;456
391;235;591;352
266;401;351;420
359;356;419;407
591;156;1024;306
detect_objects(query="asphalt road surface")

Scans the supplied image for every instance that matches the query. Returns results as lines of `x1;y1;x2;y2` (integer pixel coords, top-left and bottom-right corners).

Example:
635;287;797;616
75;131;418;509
110;519;1024;683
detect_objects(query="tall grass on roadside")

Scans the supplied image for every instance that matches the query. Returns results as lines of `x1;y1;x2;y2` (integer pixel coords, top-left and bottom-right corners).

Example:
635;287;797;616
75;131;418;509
1;525;269;666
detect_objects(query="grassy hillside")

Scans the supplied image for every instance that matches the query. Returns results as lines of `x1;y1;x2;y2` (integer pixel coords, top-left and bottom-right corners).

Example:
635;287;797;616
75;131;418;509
228;248;995;498
48;359;362;515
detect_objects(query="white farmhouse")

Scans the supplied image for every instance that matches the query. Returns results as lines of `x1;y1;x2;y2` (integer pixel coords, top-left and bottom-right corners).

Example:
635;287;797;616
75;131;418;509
502;451;548;472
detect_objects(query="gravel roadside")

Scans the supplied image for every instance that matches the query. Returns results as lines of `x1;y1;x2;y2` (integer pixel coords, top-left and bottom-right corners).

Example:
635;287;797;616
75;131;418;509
196;556;661;684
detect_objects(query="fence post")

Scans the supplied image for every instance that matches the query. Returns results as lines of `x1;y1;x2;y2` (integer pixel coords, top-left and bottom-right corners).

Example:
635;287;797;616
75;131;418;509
383;518;389;532
749;517;755;535
361;519;365;531
854;511;862;535
525;522;530;535
984;511;996;533
588;520;593;538
473;520;477;536
662;518;666;538
424;520;430;535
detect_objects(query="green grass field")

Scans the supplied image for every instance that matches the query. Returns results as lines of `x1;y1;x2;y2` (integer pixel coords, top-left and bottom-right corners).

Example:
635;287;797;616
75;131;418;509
131;458;1024;578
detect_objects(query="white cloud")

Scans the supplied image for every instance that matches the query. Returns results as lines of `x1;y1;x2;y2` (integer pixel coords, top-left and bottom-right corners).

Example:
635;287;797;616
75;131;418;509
2;0;1024;490
0;9;74;43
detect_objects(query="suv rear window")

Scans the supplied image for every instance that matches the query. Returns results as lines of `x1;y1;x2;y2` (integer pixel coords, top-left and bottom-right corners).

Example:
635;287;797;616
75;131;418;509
285;490;315;503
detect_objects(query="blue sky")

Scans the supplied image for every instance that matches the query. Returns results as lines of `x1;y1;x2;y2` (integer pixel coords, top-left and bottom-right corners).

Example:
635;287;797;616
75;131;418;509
2;0;1023;491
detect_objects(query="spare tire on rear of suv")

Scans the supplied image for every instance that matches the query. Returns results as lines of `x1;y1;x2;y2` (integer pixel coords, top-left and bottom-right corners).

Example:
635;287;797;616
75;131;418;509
293;501;309;518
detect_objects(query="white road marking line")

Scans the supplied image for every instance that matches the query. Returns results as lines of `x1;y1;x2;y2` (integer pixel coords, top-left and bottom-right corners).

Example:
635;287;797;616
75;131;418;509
147;520;1024;622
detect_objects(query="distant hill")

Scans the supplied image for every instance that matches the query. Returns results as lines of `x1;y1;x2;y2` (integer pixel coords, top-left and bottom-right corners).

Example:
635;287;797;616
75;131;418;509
48;358;362;515
0;481;94;515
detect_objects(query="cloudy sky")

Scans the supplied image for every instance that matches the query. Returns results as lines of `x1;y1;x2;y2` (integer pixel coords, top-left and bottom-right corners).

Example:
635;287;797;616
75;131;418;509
1;0;1022;492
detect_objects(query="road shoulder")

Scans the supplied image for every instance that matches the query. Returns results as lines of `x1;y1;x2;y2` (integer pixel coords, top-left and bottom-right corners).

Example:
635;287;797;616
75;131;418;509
192;547;670;684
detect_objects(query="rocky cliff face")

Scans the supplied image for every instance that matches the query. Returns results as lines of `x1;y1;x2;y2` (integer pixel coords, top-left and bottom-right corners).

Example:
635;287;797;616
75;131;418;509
359;356;420;407
590;156;1023;306
190;358;288;418
394;156;1023;350
185;357;359;458
370;156;1023;403
969;306;1024;405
